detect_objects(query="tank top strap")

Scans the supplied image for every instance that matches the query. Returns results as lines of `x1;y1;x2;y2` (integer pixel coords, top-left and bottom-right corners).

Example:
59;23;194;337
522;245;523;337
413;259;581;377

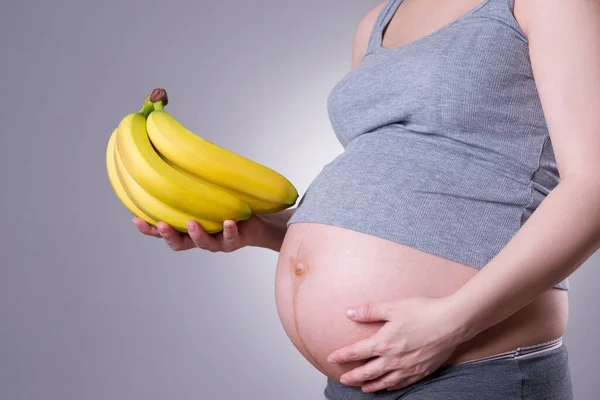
366;0;402;54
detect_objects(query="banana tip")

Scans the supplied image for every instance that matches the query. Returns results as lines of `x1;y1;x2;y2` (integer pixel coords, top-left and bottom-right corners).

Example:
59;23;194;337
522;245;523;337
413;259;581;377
150;88;168;105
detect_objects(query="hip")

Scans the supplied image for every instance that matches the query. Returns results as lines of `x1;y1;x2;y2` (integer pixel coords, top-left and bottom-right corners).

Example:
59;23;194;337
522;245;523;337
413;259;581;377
325;337;572;399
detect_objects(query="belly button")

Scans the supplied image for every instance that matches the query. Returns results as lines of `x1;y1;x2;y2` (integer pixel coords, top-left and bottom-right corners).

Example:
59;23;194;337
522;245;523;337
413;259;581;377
294;260;308;276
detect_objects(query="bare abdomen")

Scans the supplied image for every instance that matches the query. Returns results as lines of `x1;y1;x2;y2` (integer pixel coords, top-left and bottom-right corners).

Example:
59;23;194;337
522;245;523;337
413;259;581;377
274;222;568;382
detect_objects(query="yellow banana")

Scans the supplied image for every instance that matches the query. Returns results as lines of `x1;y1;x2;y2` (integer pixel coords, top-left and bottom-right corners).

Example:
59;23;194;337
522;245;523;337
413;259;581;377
114;103;253;223
156;149;292;214
106;128;158;226
145;91;298;211
112;133;224;234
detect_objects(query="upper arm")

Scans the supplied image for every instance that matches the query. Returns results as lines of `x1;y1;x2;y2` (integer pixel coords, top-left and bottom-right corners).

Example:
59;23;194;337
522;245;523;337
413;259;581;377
518;0;600;182
351;1;387;70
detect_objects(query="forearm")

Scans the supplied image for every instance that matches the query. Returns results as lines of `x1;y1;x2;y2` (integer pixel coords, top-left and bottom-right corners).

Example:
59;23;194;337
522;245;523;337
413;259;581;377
450;178;600;342
252;208;296;252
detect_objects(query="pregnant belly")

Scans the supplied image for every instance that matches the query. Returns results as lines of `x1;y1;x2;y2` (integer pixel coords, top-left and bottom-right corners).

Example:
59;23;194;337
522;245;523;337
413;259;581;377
274;222;568;382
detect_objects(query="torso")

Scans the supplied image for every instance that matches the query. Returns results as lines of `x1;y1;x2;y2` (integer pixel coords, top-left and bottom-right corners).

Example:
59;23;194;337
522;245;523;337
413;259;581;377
275;223;568;381
275;0;568;383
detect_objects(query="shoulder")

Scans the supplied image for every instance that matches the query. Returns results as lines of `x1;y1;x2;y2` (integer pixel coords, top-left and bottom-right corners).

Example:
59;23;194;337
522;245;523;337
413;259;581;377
351;1;388;69
512;0;600;39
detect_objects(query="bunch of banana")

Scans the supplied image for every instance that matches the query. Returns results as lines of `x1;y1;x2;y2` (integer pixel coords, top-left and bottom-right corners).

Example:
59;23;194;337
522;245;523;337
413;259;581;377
106;88;298;234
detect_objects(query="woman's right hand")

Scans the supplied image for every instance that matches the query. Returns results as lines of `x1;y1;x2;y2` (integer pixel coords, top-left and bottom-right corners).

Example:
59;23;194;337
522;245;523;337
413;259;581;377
132;215;265;253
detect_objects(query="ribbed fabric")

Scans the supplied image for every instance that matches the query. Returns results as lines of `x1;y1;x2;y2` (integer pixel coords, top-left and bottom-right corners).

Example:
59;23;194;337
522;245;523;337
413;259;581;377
287;0;569;290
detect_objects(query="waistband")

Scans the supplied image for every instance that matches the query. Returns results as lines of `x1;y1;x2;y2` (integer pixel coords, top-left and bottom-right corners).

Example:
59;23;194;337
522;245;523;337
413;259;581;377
452;336;563;366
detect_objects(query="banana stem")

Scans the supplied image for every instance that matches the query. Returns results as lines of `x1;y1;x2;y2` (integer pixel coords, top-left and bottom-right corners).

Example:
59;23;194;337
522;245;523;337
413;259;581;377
150;88;168;105
153;101;164;111
138;100;154;118
149;88;168;111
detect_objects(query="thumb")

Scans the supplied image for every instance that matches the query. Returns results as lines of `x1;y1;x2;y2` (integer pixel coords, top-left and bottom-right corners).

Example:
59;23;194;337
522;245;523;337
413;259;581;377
345;302;391;322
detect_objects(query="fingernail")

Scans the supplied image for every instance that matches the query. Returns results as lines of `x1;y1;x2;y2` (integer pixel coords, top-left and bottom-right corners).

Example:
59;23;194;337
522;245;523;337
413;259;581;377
186;221;195;231
327;357;337;364
346;307;357;318
340;377;349;385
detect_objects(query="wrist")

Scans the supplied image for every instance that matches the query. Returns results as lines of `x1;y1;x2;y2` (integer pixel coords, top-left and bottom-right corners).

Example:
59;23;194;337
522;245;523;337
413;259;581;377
443;293;480;345
248;210;292;251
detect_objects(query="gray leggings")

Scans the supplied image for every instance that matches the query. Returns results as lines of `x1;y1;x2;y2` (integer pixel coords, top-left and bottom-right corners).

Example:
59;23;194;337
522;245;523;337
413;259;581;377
324;337;571;400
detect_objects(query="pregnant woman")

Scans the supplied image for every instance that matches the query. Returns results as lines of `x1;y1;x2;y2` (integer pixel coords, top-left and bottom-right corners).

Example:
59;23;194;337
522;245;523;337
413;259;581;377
134;0;600;398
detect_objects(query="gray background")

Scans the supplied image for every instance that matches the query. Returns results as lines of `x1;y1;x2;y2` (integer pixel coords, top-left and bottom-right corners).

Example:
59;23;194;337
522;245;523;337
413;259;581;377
1;1;599;399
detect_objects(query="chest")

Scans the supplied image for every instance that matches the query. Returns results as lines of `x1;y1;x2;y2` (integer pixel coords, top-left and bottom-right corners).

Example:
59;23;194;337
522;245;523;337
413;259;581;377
382;0;487;49
327;23;534;148
382;0;529;50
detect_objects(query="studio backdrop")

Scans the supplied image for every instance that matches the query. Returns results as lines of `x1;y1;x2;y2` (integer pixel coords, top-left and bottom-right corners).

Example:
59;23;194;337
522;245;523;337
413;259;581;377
1;1;599;399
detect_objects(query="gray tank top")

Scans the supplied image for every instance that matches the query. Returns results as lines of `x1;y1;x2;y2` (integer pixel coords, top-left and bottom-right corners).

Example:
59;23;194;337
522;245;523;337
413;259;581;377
287;0;569;290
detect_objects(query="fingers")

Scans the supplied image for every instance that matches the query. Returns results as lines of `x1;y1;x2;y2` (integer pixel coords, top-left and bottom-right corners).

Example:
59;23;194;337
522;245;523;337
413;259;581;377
220;220;241;252
328;337;386;365
136;218;244;253
339;357;388;386
362;369;409;393
346;302;392;322
186;220;220;251
157;222;195;251
133;217;161;238
339;362;415;393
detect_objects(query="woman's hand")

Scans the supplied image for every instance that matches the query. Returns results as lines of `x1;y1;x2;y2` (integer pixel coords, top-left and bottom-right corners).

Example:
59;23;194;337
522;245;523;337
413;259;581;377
326;295;469;393
133;215;265;253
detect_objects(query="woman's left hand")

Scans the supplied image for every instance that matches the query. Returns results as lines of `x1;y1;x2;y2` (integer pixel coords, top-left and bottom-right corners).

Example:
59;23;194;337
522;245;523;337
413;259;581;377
326;295;470;393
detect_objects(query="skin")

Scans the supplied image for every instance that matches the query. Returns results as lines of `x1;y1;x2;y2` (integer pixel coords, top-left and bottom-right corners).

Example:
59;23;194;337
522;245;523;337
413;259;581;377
325;0;600;393
132;208;293;253
133;217;256;252
135;0;600;396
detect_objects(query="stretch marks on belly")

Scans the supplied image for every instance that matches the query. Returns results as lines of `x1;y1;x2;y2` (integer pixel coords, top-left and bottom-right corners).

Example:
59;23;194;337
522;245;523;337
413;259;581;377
288;239;328;374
